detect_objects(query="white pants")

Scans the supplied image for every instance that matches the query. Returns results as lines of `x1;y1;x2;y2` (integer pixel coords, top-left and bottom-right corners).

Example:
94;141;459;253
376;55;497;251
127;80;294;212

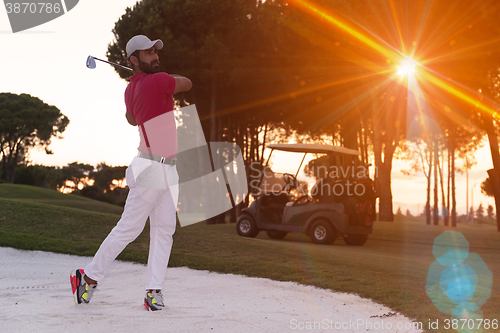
85;157;179;290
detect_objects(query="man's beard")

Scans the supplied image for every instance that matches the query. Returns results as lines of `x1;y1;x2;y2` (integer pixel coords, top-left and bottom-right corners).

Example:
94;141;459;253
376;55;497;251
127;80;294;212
138;58;160;74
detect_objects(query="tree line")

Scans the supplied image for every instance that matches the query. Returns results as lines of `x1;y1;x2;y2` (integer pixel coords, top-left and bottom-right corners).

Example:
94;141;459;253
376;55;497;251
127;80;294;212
1;161;129;206
395;203;495;225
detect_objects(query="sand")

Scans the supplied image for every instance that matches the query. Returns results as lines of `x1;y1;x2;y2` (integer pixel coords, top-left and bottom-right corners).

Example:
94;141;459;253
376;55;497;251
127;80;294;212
0;247;423;333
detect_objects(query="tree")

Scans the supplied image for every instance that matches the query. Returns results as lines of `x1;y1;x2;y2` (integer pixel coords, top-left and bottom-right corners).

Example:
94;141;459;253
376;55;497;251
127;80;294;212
14;164;65;189
60;162;94;192
92;163;127;193
0;93;69;183
476;203;484;224
396;206;402;215
481;177;494;197
91;163;128;205
370;87;407;222
448;126;483;227
405;209;412;217
487;204;494;221
468;207;475;223
398;137;433;225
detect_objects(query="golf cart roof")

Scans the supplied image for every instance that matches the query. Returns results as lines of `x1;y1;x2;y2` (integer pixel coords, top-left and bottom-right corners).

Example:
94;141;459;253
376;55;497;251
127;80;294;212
267;143;360;156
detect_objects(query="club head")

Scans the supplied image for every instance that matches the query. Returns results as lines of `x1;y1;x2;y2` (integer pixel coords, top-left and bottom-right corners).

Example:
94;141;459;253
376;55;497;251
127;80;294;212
86;56;96;69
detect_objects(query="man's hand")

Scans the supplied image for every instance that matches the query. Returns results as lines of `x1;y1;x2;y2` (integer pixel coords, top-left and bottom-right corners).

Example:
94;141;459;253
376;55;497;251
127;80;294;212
171;74;192;94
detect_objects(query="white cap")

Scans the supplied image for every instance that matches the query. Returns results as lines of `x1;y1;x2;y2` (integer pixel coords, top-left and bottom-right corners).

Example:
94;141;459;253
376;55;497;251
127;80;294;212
126;35;164;58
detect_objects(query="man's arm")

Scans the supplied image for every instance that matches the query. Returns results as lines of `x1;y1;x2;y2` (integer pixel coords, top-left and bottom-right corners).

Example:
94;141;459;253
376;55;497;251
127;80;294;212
126;111;137;126
171;74;192;94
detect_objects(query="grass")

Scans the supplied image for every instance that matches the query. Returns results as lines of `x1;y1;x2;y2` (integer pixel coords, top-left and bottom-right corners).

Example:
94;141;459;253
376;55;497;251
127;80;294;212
1;183;499;332
0;183;124;215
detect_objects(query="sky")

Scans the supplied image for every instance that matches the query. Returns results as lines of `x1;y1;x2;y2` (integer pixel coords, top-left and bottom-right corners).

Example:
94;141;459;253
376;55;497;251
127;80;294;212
0;0;495;215
0;0;140;166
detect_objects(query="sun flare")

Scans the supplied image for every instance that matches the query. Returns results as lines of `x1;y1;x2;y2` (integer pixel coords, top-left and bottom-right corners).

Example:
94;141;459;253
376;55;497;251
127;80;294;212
397;59;417;77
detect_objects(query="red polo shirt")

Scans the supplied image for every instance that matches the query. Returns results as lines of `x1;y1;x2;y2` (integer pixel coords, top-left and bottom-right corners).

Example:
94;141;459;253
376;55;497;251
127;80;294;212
125;72;177;158
125;72;176;124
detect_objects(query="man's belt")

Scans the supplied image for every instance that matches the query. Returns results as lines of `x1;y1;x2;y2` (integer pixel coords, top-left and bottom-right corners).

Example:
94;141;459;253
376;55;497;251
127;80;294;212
137;152;177;165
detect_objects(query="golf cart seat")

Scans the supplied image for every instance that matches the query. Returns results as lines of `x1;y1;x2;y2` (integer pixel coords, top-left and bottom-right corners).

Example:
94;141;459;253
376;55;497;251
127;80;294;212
259;192;290;224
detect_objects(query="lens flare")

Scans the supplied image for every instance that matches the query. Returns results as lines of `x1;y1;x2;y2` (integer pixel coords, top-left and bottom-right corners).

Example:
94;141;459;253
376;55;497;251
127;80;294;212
286;0;500;119
397;59;417;76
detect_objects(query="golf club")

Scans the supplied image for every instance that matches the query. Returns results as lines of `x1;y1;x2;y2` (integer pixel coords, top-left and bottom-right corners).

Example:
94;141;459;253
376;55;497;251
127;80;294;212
86;55;133;72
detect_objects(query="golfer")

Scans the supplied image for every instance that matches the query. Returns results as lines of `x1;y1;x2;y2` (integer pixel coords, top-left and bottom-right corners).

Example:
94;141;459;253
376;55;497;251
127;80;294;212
71;35;192;311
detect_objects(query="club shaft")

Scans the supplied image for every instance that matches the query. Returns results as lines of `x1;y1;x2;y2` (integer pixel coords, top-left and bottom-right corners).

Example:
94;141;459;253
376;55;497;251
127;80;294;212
93;56;133;72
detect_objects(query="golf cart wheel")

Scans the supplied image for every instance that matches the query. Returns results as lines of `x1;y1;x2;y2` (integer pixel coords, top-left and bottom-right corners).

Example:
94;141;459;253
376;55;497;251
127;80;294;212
266;230;288;240
236;214;259;238
343;234;368;246
310;220;336;245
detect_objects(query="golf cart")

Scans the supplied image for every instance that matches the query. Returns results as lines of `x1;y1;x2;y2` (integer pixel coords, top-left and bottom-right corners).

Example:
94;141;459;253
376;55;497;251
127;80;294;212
236;143;377;246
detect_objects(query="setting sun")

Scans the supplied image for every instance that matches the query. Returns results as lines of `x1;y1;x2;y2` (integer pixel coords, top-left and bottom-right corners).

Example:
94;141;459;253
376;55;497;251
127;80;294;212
396;59;417;76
